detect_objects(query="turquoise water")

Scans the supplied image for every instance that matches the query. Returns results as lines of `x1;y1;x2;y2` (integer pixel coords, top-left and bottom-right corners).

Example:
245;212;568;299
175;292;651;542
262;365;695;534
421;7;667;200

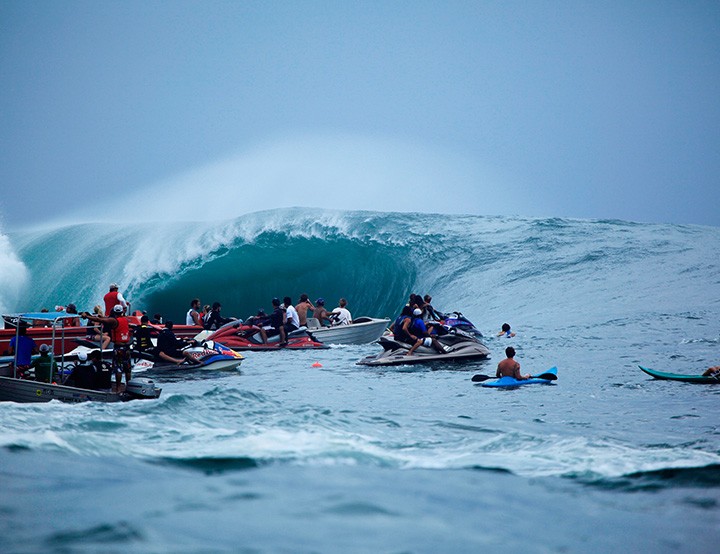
1;209;719;552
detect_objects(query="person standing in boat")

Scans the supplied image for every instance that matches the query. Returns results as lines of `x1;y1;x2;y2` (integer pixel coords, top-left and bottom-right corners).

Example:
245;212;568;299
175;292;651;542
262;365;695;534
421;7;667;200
295;294;315;327
82;305;133;392
330;298;352;326
103;283;129;316
186;298;203;326
496;346;529;380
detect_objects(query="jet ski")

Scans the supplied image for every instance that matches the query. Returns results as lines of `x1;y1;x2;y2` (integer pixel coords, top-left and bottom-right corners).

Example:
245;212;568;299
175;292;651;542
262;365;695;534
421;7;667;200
438;311;484;338
205;321;329;351
357;329;491;366
132;341;244;372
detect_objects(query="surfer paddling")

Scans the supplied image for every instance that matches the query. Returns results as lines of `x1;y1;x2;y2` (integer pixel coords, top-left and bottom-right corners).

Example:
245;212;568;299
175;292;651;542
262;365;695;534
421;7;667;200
702;365;720;377
496;346;530;380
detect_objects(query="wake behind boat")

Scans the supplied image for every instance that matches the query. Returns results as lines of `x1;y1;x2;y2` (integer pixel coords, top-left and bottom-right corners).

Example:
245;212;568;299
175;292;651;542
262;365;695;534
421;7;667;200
357;330;490;366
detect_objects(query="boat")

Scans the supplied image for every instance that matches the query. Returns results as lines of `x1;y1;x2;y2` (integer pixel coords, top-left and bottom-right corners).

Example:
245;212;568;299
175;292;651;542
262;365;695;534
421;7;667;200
0;374;161;403
1;312;203;356
205;321;329;351
479;367;558;388
0;311;162;403
638;365;720;384
356;329;491;366
305;317;390;345
439;311;484;338
132;341;244;372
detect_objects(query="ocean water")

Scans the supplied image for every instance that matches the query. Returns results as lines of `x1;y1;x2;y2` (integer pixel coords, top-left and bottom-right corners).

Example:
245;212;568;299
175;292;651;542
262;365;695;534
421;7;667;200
1;209;719;553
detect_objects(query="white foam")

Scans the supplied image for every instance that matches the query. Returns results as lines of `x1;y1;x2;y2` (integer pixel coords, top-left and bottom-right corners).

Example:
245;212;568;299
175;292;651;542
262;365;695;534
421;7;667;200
0;231;29;314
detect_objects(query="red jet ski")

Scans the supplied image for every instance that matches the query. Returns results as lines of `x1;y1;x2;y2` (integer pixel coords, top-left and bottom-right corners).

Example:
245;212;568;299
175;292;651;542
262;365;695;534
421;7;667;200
206;321;328;351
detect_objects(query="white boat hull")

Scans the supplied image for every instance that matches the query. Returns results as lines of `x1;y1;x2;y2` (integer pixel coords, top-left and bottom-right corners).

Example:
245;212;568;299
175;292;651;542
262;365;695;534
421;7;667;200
306;317;390;345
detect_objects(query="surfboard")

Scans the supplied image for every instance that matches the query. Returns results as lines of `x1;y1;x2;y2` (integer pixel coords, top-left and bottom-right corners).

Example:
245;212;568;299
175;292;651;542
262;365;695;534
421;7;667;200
638;365;720;384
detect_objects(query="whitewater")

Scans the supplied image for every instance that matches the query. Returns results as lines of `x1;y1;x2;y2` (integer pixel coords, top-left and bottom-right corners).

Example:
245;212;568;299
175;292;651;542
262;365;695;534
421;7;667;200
1;208;719;553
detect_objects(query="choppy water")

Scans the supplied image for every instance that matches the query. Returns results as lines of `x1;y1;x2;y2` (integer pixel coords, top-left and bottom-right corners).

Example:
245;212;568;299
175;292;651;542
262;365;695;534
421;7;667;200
1;210;719;552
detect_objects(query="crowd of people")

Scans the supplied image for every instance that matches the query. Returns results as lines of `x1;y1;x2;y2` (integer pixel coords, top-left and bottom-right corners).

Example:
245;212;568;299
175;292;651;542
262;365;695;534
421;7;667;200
7;283;718;389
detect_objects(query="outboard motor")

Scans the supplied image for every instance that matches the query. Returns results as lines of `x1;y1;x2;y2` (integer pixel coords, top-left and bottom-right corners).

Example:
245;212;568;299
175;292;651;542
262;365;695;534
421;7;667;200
124;378;162;399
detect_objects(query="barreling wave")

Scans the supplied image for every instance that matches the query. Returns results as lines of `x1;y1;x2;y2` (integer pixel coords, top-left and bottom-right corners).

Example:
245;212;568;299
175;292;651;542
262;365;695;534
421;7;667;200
3;208;720;327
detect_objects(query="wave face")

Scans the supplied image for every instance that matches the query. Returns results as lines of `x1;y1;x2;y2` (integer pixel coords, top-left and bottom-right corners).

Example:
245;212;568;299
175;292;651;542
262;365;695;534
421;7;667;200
5;208;719;326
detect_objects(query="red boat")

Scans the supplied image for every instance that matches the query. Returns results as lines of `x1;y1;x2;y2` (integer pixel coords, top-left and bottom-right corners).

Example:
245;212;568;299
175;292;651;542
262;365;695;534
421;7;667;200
206;321;328;351
1;312;203;356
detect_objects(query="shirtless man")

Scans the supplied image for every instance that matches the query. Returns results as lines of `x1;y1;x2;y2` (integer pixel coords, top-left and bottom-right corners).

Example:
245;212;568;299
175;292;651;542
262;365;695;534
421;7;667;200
295;294;316;327
496;347;530;380
312;298;333;326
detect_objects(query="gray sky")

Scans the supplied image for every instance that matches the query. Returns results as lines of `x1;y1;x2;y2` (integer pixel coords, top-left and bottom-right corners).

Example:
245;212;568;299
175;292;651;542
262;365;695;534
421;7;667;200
1;0;719;230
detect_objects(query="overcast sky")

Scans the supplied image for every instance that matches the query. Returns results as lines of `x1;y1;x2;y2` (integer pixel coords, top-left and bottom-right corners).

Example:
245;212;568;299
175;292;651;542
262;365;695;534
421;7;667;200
1;0;718;230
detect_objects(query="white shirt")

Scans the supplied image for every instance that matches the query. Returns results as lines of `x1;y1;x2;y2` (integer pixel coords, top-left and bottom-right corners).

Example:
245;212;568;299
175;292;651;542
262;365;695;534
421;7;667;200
331;307;352;325
186;308;200;326
285;305;300;328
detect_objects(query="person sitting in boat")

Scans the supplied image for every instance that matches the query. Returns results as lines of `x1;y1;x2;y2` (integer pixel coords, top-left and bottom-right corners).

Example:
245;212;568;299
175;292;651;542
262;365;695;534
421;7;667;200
8;325;38;376
390;305;414;343
406;309;447;356
243;310;270;344
702;365;720;377
203;302;234;330
63;303;81;327
186;298;203;326
133;315;156;353
496;346;529;380
497;323;516;338
30;344;57;383
65;351;97;389
103;283;129;316
89;349;112;391
329;298;352;326
86;305;111;349
295;294;315;327
423;294;443;322
269;298;288;344
312;298;333;327
81;305;133;392
156;321;199;365
283;296;300;335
